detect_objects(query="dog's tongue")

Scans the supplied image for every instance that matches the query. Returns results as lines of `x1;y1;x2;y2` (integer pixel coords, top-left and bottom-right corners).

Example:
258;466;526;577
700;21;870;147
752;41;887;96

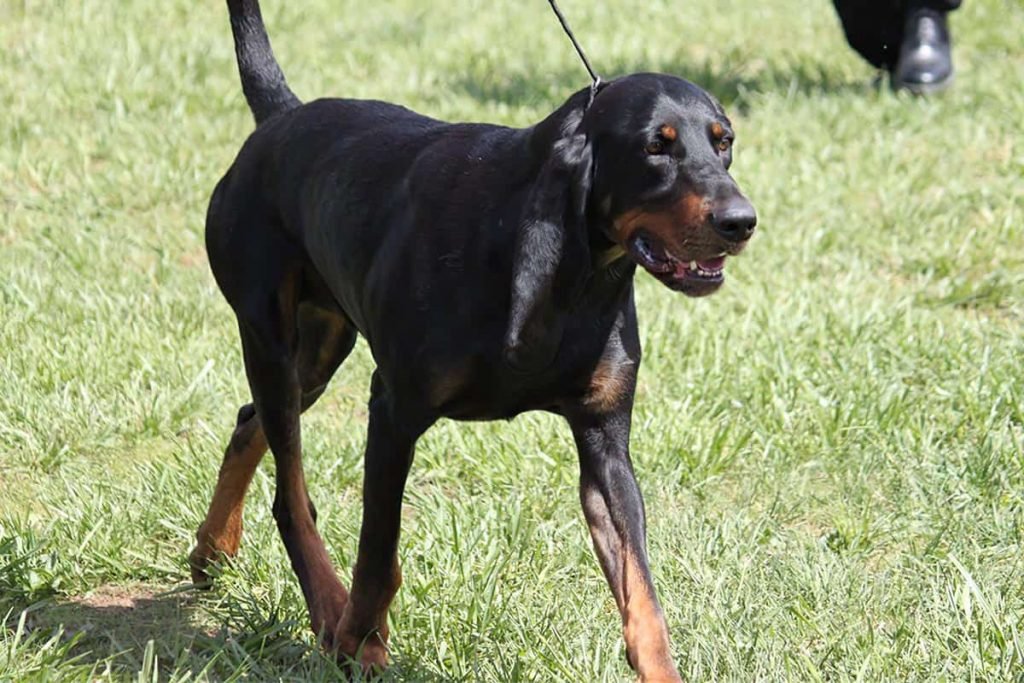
670;256;727;279
675;257;726;277
697;257;725;270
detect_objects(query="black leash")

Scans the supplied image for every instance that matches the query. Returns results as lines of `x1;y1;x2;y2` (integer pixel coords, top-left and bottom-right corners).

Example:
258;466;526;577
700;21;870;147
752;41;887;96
546;0;602;107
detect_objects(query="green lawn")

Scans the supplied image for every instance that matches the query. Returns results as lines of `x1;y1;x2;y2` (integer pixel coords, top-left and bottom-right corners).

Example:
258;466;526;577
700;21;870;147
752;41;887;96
1;0;1022;680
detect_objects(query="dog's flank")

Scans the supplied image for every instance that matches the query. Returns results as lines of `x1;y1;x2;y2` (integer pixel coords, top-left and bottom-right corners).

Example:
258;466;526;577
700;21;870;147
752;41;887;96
192;1;755;681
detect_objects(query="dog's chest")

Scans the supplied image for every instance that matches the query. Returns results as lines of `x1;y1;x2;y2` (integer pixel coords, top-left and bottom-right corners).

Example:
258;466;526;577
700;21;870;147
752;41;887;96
426;310;636;421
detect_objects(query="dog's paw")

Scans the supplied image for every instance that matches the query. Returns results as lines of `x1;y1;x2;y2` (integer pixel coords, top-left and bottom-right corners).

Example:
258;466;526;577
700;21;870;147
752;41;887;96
325;624;388;679
337;633;389;678
638;672;684;683
188;544;227;588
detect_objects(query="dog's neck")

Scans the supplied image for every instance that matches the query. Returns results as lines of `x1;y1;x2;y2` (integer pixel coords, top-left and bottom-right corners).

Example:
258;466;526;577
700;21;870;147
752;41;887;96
587;235;636;303
588;209;630;273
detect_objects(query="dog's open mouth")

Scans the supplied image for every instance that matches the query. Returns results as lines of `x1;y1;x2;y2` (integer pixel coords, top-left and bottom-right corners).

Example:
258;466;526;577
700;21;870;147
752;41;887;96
626;232;726;297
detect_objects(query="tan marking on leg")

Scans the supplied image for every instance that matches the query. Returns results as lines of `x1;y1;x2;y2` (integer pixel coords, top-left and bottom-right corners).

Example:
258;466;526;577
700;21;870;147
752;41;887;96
190;422;267;583
585;357;633;413
300;524;351;646
428;361;474;409
273;465;351;651
621;552;680;682
333;555;401;673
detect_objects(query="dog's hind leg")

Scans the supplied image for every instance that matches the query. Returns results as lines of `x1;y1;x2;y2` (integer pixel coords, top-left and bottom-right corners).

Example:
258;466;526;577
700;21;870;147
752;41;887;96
189;400;267;584
224;269;357;650
190;291;356;588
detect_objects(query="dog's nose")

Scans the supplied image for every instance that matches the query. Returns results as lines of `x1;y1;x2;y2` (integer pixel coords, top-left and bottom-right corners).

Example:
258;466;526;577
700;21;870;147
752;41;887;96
711;197;757;242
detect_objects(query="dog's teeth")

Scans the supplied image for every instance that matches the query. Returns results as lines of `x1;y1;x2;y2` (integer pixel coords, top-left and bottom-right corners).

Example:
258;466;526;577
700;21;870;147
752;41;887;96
689;260;697;270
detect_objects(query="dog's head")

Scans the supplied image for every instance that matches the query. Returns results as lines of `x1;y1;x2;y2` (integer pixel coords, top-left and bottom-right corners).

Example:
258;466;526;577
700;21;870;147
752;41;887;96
505;74;755;370
584;73;756;297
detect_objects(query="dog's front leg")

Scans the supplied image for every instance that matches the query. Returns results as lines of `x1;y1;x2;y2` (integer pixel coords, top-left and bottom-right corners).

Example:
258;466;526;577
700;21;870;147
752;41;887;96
335;373;430;673
567;408;682;683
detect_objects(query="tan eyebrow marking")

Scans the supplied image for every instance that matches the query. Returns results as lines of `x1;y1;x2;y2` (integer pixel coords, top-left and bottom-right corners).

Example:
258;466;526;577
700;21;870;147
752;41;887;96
710;122;725;138
658;124;677;141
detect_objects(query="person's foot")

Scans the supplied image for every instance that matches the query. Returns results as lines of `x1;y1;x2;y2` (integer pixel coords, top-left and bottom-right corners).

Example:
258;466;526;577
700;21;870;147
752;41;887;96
891;7;954;94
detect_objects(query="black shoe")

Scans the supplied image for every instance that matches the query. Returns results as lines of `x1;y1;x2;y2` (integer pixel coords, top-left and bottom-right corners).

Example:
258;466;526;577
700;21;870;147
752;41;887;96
891;8;954;95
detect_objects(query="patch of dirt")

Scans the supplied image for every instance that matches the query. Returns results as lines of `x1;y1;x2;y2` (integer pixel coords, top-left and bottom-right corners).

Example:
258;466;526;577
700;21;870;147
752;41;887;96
20;582;218;667
71;583;161;609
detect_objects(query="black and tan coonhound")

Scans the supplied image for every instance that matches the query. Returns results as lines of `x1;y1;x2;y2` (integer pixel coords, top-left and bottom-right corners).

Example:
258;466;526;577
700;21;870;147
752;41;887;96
190;1;756;680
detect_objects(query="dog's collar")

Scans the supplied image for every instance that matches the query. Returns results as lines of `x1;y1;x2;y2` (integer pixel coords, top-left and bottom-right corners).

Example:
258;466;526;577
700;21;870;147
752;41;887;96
595;244;627;269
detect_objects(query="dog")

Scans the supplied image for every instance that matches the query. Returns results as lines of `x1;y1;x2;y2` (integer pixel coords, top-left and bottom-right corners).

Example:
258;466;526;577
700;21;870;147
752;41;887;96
189;1;756;681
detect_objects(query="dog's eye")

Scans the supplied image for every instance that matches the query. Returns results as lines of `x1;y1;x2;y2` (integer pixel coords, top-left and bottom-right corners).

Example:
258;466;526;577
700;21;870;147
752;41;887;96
645;140;666;155
716;138;732;153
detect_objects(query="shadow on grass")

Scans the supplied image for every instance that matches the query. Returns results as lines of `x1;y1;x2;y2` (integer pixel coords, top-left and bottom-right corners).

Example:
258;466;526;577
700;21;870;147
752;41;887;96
451;53;873;115
12;584;219;677
9;583;446;682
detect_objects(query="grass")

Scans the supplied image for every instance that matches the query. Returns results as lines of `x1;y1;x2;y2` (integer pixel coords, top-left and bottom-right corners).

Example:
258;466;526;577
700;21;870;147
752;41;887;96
1;0;1022;680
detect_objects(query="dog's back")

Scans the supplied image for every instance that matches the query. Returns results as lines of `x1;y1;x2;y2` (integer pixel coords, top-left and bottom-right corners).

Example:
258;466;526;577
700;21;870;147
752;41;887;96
206;93;536;341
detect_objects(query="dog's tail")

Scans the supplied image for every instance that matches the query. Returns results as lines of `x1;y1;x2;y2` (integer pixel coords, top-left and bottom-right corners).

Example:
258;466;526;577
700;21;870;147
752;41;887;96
226;0;301;125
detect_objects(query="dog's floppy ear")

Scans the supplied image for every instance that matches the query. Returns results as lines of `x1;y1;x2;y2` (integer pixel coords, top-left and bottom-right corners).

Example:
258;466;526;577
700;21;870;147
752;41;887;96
504;113;593;372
